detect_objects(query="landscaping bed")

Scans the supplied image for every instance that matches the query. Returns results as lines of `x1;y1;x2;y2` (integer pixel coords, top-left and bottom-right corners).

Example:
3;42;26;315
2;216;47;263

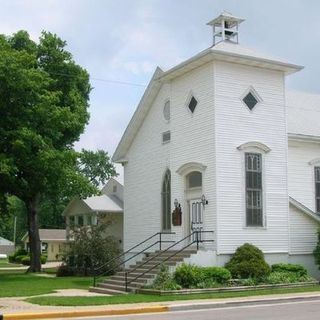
139;281;319;295
144;244;318;294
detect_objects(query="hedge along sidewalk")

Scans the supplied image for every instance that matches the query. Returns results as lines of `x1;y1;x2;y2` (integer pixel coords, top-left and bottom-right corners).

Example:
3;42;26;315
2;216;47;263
25;284;320;306
138;280;319;296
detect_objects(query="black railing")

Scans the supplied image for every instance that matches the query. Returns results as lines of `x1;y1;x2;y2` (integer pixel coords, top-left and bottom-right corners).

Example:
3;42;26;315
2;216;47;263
93;231;175;286
125;230;214;291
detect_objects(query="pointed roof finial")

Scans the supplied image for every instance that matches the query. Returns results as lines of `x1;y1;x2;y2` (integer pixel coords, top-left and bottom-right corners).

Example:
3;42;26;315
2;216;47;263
207;11;245;46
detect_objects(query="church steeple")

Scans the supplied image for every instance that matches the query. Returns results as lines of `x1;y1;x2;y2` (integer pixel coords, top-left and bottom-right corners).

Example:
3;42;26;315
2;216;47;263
207;11;244;46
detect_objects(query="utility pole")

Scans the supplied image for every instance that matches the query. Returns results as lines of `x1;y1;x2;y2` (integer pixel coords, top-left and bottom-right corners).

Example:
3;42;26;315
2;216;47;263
13;216;17;246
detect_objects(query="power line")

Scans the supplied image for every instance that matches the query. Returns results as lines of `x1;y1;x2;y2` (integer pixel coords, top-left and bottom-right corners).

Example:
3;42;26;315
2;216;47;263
47;71;147;87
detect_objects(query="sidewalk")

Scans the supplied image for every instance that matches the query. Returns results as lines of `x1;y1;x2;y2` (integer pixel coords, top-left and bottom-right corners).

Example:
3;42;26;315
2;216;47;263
1;291;320;319
0;261;62;271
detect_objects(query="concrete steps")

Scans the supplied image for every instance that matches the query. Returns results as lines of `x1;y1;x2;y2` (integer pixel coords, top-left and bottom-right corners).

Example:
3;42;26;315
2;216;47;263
90;249;196;295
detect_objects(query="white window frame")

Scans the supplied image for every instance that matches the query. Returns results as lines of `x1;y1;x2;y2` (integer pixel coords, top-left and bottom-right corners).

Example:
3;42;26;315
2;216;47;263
185;90;199;115
238;142;270;229
240;86;263;112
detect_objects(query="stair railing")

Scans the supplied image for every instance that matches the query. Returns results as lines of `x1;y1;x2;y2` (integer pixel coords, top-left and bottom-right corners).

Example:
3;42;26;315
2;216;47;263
93;231;175;286
125;230;214;291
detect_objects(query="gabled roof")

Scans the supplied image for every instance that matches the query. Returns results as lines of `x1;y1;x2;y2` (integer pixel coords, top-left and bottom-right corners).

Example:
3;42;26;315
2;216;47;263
112;42;303;163
0;237;14;246
287;90;320;139
289;197;320;223
22;229;67;242
83;194;123;213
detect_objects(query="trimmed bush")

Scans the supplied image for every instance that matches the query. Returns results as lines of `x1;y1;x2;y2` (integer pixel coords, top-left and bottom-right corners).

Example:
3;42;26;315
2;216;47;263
40;255;47;264
21;256;30;265
15;255;28;264
271;263;307;277
14;249;27;257
150;265;181;290
56;265;75;277
8;255;15;263
174;263;202;288
225;243;271;279
201;267;231;284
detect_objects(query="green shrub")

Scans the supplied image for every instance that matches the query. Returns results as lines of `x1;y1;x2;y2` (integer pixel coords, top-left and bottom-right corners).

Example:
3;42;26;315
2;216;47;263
56;265;75;277
174;263;202;288
271;263;307;277
150;265;181;290
266;271;301;284
40;255;47;264
201;266;231;284
15;255;28;264
225;243;271;279
239;277;258;286
313;227;320;270
14;248;27;257
21;256;30;265
8;255;15;263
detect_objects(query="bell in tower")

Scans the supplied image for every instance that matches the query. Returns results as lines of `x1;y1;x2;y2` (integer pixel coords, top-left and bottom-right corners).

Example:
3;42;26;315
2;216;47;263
207;11;244;46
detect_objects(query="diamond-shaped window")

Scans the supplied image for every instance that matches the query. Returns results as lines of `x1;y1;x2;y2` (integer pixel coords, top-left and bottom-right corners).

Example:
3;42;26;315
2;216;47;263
243;91;258;110
188;96;198;113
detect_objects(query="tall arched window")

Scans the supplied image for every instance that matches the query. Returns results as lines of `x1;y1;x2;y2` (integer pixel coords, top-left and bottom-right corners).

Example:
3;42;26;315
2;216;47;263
161;170;171;231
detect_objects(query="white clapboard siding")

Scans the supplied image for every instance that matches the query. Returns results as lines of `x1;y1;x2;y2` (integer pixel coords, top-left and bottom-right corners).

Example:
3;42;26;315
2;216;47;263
288;140;320;212
214;61;289;254
123;83;171;251
170;62;216;246
289;205;318;254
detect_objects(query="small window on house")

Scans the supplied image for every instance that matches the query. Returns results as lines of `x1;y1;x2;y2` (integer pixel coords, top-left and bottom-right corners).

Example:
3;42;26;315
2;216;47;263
188;96;198;113
163;100;170;121
245;153;263;226
162;131;171;144
187;171;202;189
315;167;320;213
243;91;259;110
78;215;84;226
68;216;75;228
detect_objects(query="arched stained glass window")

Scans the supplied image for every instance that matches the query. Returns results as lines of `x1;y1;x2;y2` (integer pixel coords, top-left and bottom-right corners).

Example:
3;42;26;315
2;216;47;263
161;170;171;231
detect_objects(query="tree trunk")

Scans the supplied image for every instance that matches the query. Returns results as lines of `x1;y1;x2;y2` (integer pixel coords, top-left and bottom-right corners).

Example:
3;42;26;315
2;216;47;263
26;194;42;272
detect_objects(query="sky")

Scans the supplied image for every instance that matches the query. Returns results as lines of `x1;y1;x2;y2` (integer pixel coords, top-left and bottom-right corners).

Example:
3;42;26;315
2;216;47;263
1;0;320;182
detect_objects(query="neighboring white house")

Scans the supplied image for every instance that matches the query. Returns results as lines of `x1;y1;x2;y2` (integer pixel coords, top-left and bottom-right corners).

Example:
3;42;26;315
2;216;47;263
112;12;320;276
0;236;15;256
63;178;124;248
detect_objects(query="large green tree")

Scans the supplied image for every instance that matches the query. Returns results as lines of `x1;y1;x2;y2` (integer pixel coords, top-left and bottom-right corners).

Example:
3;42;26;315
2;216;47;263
0;30;108;272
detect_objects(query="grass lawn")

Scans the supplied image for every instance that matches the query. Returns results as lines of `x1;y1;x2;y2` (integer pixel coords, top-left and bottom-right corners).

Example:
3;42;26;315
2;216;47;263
0;258;21;268
25;285;320;306
0;272;92;297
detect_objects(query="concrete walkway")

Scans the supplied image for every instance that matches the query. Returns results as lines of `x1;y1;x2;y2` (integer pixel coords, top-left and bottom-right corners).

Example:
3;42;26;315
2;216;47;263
0;261;62;271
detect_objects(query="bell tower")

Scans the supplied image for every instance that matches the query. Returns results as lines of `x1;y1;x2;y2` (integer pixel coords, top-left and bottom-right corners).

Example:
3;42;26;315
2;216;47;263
207;11;244;46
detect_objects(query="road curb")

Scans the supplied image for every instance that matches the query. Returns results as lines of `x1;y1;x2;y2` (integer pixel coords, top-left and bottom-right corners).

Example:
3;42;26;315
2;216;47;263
169;294;320;312
1;305;168;320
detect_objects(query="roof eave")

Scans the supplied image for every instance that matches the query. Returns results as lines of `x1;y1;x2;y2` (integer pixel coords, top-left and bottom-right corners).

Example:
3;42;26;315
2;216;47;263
289;196;320;223
288;133;320;143
158;49;304;82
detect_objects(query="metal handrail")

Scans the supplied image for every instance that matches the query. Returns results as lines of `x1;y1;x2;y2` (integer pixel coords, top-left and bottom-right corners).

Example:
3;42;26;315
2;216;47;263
93;231;175;286
125;230;214;291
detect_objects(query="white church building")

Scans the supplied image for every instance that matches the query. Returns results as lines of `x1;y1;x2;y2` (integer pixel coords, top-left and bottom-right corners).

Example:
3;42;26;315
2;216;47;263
112;12;320;275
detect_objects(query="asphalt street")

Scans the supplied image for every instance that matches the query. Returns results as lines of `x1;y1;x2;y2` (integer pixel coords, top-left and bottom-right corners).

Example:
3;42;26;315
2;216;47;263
69;299;320;320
